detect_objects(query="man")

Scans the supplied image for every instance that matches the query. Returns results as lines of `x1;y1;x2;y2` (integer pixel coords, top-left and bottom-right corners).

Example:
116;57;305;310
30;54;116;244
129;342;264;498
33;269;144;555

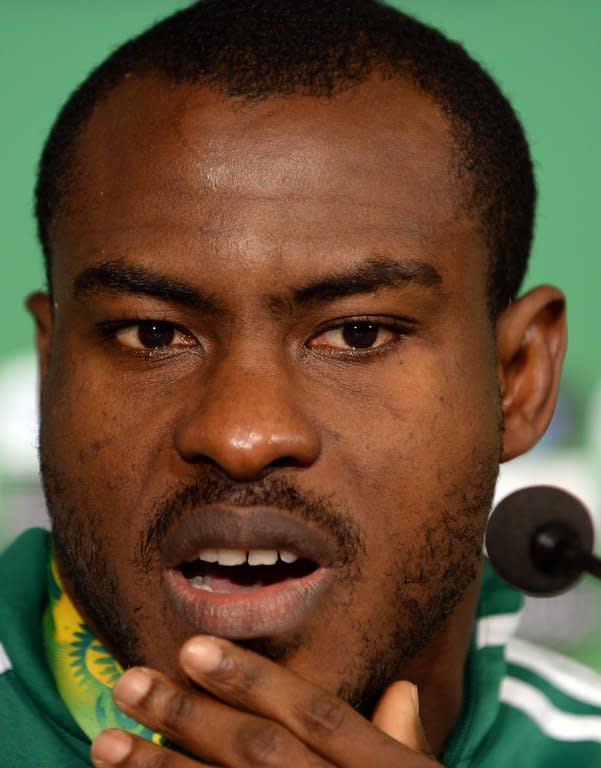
2;0;600;765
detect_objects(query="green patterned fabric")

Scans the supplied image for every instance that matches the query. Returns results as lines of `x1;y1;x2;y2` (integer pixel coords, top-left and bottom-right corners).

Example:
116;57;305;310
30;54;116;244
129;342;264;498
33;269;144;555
41;549;163;746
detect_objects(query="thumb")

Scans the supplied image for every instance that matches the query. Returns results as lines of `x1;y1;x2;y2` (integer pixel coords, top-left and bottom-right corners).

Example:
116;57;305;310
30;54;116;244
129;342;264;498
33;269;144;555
371;681;432;755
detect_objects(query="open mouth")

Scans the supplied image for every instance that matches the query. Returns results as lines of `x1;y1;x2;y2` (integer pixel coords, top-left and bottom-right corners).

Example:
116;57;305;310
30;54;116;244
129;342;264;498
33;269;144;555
179;548;320;594
160;506;339;637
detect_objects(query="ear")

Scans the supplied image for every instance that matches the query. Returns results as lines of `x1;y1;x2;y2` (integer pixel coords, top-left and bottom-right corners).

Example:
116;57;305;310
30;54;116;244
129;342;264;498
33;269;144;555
496;285;566;462
25;292;54;389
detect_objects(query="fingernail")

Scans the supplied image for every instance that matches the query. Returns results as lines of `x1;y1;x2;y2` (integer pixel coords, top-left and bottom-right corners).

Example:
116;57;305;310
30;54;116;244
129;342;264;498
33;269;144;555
91;730;132;765
113;668;152;706
411;684;420;716
183;636;224;672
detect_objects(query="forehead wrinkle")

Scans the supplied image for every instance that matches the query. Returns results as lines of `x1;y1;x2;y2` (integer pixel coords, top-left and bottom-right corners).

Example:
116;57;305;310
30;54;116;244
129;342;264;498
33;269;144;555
265;292;294;319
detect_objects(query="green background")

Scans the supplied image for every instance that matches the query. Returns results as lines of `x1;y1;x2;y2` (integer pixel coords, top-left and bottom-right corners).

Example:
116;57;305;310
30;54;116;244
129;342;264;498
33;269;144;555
2;1;600;396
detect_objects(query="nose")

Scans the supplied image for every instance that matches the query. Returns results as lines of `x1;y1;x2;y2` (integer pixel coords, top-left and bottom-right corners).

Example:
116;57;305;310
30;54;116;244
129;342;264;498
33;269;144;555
174;362;321;480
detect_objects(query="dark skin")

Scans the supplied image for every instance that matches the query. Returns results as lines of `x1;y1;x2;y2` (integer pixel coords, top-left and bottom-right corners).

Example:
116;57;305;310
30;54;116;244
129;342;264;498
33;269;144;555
28;73;566;766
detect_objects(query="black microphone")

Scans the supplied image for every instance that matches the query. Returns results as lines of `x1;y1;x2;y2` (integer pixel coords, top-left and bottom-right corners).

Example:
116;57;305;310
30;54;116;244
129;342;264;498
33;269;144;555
485;485;601;596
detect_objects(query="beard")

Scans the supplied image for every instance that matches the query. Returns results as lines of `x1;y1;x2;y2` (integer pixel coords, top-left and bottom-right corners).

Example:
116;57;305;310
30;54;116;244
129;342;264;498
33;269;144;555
40;433;499;718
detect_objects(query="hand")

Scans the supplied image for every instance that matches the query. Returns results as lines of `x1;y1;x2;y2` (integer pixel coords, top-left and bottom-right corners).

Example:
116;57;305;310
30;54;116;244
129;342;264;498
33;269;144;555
91;635;442;767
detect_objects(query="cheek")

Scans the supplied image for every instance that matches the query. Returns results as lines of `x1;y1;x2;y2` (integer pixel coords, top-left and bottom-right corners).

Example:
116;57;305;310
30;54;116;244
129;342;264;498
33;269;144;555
40;352;166;526
320;354;502;560
330;365;499;491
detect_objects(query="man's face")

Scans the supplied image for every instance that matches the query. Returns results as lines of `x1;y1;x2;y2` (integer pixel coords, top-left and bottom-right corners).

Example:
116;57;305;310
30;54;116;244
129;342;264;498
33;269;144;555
38;75;502;712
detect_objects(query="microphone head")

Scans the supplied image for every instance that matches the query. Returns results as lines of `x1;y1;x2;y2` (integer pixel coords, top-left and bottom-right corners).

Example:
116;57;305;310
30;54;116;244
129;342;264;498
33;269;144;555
485;485;594;596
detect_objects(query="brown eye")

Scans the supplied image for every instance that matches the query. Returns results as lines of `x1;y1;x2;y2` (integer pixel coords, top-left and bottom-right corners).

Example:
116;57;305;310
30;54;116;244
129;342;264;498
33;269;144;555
310;320;399;353
136;321;176;348
341;322;379;349
113;321;196;351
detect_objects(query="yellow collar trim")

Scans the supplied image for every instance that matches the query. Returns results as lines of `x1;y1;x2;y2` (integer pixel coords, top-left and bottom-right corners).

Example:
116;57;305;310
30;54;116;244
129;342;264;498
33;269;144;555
42;549;163;745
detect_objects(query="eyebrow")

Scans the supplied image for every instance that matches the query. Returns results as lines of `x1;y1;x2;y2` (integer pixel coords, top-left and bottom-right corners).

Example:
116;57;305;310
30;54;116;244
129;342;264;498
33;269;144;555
73;260;222;314
291;256;443;306
72;255;443;315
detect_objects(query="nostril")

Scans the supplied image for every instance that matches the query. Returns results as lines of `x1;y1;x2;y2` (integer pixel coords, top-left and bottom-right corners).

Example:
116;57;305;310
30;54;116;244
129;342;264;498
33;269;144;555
269;455;302;469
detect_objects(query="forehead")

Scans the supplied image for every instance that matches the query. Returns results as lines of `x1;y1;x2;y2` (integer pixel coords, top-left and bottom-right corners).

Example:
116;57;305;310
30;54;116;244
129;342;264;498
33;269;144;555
52;73;485;298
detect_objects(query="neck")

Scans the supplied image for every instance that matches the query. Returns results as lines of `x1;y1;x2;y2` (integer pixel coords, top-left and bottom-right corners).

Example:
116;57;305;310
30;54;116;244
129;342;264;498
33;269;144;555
400;564;482;757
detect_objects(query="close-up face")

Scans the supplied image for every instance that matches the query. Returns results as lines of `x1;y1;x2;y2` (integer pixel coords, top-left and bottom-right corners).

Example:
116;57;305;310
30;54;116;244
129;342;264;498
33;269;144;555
35;73;504;713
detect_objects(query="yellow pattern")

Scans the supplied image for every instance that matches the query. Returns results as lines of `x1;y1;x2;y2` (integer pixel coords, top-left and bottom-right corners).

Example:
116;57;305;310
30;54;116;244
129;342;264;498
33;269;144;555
43;552;163;745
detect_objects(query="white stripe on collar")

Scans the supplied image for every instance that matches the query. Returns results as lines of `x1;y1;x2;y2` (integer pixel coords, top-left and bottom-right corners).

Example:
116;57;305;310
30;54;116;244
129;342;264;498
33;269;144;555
500;676;601;743
505;637;601;708
0;642;12;675
476;611;523;649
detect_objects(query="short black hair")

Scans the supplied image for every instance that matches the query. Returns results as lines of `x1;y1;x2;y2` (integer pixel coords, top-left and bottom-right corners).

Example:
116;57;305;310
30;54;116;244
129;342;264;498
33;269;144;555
36;0;534;316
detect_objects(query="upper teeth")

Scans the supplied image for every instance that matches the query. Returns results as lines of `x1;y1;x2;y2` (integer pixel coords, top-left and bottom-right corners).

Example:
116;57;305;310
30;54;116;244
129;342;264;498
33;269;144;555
193;548;299;566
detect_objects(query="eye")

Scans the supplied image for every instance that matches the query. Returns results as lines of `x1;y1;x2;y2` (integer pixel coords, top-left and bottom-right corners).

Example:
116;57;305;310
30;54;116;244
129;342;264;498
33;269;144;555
309;320;404;352
113;321;196;351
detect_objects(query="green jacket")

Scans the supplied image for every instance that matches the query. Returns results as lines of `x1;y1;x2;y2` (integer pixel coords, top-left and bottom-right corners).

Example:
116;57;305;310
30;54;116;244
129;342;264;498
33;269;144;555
2;528;601;766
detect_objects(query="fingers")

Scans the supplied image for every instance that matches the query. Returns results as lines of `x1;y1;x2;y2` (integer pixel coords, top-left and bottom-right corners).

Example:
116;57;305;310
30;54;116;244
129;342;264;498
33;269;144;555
102;638;441;768
107;666;333;768
91;729;203;767
371;681;433;755
179;636;429;768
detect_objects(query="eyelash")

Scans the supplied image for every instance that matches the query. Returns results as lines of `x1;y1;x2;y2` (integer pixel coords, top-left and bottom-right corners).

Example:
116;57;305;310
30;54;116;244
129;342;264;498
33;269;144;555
96;316;416;359
97;319;199;357
307;316;416;359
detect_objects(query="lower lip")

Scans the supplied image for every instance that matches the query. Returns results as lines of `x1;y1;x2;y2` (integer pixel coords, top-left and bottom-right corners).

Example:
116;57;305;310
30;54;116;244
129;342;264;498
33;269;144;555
164;566;334;638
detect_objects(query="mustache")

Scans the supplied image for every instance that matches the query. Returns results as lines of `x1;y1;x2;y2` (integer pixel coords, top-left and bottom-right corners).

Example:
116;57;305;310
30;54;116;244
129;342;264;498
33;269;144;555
136;470;365;574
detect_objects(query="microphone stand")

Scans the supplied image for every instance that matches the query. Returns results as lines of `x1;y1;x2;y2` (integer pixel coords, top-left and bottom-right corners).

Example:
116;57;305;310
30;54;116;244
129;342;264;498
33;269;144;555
532;523;601;581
